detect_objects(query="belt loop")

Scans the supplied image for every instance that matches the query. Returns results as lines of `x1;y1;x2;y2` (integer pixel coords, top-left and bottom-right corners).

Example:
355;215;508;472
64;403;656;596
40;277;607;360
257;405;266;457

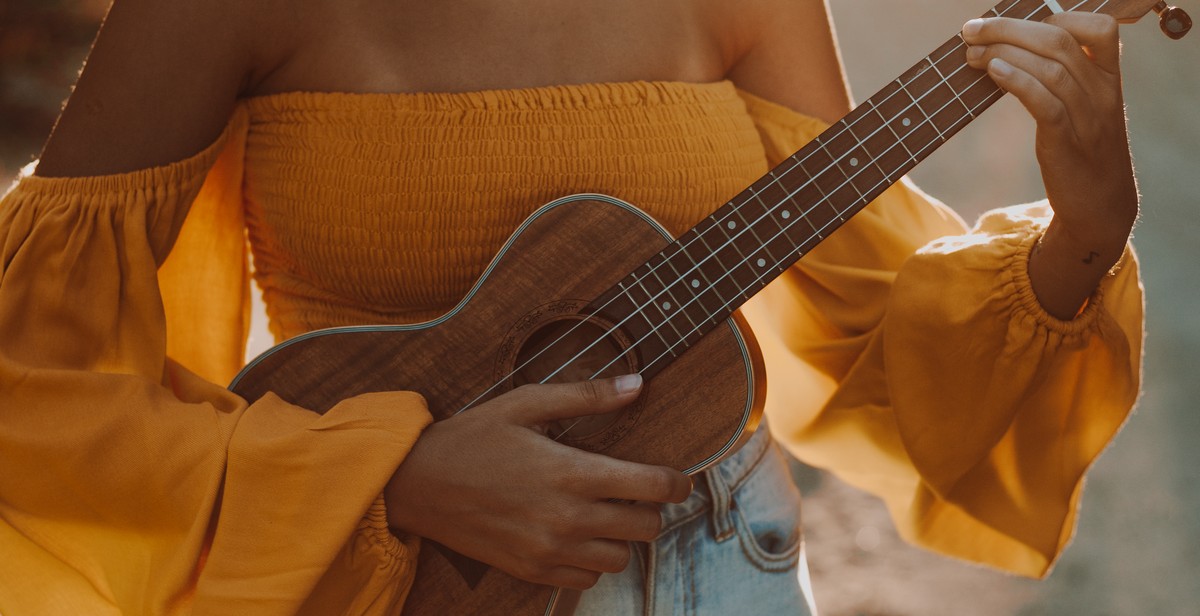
704;468;735;542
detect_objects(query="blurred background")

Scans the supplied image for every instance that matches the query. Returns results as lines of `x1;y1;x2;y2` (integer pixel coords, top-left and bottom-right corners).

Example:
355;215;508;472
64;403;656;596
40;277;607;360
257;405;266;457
2;0;1197;614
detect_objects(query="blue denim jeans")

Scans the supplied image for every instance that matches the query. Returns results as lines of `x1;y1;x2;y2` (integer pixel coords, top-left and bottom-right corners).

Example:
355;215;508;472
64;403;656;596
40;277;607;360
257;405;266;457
576;423;818;615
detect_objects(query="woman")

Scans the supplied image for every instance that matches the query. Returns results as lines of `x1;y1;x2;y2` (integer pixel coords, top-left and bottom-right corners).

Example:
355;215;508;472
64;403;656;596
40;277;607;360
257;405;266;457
0;0;1142;613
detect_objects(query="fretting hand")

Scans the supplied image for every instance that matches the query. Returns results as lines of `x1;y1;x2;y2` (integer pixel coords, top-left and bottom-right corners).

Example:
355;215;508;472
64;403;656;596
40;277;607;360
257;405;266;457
963;12;1138;319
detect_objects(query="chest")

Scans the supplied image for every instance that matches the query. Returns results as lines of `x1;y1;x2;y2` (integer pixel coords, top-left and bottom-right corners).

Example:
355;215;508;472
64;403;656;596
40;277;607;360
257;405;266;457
237;82;770;335
253;0;738;96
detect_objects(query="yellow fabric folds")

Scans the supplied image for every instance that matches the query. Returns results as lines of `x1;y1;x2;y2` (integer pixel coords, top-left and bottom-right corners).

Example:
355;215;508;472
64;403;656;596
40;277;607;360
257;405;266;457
737;91;1142;576
0;119;432;614
0;80;1143;614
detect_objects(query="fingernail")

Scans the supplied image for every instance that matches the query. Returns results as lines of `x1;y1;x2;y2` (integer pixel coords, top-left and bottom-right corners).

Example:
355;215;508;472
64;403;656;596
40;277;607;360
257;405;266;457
988;57;1013;77
615;373;643;394
966;45;986;61
962;18;984;39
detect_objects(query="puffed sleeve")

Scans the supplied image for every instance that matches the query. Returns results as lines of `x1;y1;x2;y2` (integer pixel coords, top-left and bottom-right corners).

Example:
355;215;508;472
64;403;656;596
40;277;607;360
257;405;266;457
0;106;432;614
734;90;1143;577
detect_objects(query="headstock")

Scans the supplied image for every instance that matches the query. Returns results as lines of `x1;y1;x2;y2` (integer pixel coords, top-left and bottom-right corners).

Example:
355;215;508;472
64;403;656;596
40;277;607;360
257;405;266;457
1153;1;1193;38
1093;0;1192;38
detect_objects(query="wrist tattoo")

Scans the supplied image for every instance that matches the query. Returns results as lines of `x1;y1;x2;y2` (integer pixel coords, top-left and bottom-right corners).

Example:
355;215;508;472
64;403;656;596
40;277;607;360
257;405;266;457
1083;250;1100;265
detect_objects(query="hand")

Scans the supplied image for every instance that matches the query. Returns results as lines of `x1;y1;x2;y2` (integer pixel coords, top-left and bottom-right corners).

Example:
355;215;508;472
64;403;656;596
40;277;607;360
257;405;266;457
963;13;1138;319
383;374;692;589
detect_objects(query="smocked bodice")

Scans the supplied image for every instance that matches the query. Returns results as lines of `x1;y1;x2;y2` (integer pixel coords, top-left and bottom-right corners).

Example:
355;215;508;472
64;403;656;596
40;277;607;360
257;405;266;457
240;80;770;341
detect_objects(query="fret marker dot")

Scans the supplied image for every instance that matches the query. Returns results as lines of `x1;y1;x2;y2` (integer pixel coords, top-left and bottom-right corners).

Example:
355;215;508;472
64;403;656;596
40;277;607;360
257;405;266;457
727;221;737;230
902;117;912;127
691;279;700;288
849;157;859;167
781;210;791;219
756;258;767;267
662;302;672;311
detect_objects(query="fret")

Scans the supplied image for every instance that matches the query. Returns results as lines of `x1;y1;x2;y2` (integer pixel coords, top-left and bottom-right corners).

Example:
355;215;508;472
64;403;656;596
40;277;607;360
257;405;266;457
688;223;748;304
731;201;781;267
656;245;700;305
710;214;750;269
894;78;945;151
840;99;900;178
732;248;771;294
994;0;1017;14
928;58;974;117
903;65;953;143
654;247;713;336
707;215;757;301
672;230;727;324
822;121;871;202
787;149;847;227
830;116;892;202
757;170;821;253
588;281;668;370
748;170;792;217
869;81;919;160
752;174;808;259
644;261;696;342
620;280;678;358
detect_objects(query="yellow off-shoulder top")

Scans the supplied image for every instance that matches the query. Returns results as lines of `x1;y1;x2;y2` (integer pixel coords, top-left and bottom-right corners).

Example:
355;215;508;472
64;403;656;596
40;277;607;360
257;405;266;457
0;81;1143;615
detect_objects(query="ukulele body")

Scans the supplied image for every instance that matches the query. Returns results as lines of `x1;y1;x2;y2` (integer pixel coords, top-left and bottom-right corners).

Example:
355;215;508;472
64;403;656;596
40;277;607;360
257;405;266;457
230;193;766;616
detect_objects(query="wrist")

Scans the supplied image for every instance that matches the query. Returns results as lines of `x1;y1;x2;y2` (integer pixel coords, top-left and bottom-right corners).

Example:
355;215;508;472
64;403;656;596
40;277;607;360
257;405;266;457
1027;218;1128;320
383;439;429;536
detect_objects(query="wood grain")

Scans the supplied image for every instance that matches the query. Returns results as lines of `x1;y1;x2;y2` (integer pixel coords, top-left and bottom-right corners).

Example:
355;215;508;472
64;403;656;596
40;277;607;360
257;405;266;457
230;195;764;615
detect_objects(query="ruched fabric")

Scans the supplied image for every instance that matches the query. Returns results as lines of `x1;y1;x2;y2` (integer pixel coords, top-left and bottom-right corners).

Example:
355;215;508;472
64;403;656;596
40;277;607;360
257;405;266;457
239;81;766;338
0;111;432;615
0;80;1142;614
735;93;1141;576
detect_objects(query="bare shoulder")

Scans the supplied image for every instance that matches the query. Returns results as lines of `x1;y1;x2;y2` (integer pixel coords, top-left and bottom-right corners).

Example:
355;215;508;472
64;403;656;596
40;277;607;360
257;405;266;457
35;0;300;177
708;0;852;123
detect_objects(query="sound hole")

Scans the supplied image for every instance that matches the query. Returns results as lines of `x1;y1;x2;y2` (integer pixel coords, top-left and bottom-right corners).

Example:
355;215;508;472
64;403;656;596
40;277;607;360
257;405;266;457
513;317;636;440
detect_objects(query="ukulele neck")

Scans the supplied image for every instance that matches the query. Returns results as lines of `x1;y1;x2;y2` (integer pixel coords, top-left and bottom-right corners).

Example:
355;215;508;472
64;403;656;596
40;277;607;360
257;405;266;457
589;0;1117;379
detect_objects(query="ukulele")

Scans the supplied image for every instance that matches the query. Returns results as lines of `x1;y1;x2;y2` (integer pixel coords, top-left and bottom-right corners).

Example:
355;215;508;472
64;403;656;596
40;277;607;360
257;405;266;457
229;0;1191;614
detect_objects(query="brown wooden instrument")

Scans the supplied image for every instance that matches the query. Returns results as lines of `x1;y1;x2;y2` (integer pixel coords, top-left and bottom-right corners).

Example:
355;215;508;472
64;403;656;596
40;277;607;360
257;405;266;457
230;0;1187;613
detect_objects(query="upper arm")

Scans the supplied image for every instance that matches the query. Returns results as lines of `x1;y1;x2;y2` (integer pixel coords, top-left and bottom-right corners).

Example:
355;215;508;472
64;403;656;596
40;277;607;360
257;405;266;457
724;0;852;124
35;0;276;177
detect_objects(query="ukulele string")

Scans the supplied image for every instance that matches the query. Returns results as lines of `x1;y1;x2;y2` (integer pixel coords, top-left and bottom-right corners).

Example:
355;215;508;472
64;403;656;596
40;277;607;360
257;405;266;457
454;34;966;418
534;31;995;397
464;0;1090;422
554;24;1041;441
550;0;1101;441
552;0;1104;439
631;88;1010;380
557;74;1007;442
468;0;1041;417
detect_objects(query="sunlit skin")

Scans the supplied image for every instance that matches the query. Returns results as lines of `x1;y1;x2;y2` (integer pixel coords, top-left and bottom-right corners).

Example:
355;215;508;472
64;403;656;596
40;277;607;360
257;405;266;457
34;0;1137;591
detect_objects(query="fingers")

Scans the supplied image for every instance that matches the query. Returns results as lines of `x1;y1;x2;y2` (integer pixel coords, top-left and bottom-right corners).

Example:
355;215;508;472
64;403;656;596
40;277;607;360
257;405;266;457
497;375;643;425
537;565;604;590
966;44;1086;137
530;508;647;587
586;501;665;542
1044;12;1121;73
962;13;1120;74
567;538;634;574
960;14;1124;141
585;456;693;503
963;16;1100;85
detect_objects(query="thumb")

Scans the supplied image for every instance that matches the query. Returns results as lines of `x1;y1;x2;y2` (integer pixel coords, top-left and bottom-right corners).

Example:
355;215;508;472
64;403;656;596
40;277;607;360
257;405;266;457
504;374;643;426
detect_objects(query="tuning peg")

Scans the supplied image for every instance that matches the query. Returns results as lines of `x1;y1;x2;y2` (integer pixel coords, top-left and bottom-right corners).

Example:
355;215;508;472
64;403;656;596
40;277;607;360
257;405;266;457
1153;1;1192;39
